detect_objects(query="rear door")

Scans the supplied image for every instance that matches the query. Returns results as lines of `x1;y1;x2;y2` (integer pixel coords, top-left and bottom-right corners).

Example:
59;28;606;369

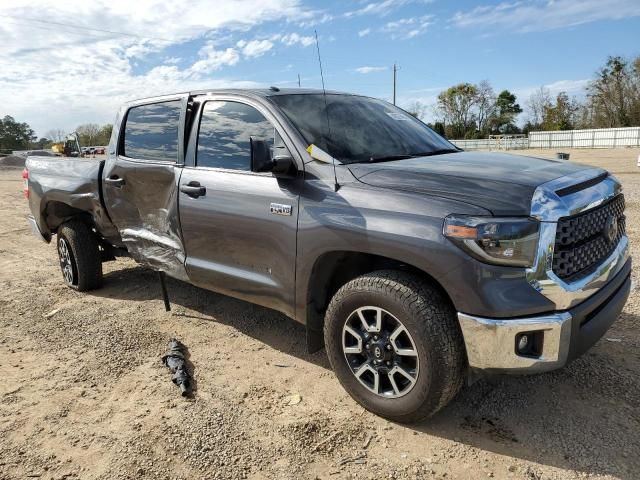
102;95;190;280
178;96;302;317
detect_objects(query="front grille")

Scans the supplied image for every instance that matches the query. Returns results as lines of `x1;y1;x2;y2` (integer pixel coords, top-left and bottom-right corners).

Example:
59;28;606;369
552;194;626;281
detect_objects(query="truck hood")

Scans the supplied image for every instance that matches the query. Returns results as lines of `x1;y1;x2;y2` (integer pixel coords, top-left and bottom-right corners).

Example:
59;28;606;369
348;151;598;216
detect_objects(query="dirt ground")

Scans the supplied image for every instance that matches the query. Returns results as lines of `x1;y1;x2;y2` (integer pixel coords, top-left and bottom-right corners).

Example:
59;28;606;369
0;148;638;480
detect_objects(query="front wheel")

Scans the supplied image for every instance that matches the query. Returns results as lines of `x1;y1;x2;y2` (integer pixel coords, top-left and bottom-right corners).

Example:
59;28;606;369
57;220;103;291
324;270;466;423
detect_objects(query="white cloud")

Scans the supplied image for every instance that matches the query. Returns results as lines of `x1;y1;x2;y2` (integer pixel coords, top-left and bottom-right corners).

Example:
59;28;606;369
355;66;388;74
358;28;372;37
451;0;640;32
280;32;315;47
345;0;432;17
237;39;274;58
513;79;591;100
190;44;240;74
0;0;312;135
382;15;433;39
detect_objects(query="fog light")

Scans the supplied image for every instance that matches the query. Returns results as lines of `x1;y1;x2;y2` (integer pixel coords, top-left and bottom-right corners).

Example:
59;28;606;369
517;334;529;352
515;331;544;357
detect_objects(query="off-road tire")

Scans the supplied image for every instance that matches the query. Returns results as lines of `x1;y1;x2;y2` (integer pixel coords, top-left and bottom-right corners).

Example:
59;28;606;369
324;270;466;423
57;220;103;291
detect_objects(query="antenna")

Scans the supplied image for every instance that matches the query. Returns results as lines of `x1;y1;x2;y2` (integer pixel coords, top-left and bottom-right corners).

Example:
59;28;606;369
314;29;339;192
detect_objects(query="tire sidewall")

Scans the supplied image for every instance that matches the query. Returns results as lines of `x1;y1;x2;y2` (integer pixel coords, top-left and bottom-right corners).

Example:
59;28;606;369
57;234;79;289
326;287;437;419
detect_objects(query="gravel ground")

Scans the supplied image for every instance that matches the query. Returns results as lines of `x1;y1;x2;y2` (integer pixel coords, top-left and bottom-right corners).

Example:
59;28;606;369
0;148;638;480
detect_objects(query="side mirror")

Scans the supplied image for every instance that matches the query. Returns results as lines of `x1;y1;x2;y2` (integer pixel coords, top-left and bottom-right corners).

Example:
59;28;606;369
250;137;294;176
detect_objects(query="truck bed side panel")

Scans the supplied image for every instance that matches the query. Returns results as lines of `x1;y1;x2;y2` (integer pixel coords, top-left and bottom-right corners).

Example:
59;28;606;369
26;156;119;241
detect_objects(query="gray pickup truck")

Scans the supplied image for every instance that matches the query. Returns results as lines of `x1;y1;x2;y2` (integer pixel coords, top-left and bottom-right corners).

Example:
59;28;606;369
24;89;631;422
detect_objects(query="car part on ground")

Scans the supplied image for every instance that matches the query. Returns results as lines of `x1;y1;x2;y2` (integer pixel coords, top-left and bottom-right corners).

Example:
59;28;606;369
162;339;192;397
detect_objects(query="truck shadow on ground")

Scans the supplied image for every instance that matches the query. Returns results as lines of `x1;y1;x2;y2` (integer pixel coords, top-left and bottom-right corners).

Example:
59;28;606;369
95;265;331;369
93;265;640;479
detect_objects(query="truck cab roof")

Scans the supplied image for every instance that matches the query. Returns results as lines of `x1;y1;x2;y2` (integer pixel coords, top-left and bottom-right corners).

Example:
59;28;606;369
124;88;357;105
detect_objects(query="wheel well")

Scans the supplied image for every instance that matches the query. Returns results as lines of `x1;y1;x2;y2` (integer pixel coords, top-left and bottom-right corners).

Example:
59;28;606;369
305;251;452;352
43;201;91;233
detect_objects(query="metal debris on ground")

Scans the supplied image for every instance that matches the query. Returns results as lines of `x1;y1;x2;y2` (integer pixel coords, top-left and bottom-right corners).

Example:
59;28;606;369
161;338;192;397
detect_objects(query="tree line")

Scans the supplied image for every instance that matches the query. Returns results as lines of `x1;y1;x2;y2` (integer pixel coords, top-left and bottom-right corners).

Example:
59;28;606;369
408;55;640;139
0;119;112;153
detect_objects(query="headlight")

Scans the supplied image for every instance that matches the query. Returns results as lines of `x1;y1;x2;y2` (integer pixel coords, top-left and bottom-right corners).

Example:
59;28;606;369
443;215;539;267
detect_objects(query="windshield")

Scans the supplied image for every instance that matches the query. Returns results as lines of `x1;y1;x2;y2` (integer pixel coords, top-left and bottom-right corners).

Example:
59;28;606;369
269;94;458;164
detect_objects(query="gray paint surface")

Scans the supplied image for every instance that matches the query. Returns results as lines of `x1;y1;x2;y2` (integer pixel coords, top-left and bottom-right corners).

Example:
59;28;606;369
25;88;604;327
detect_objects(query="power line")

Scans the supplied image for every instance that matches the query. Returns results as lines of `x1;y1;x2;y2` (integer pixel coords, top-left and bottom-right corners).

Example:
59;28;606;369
0;13;176;43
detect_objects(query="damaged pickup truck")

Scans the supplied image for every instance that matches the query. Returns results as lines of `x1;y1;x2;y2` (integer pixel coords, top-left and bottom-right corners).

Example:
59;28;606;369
25;89;631;422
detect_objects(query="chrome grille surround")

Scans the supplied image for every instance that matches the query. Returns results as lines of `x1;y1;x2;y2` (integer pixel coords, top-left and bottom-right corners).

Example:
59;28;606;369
552;194;626;280
526;168;629;310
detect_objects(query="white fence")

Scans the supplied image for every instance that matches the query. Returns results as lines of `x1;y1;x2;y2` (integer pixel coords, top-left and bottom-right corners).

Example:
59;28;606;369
450;137;529;150
529;127;640;149
451;127;640;150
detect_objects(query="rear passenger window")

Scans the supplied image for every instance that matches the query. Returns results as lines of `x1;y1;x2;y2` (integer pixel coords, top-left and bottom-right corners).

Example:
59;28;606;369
123;101;181;162
197;101;274;170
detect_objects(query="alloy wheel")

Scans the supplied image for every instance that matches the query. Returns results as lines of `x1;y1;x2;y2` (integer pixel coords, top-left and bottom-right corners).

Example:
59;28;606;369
342;306;419;398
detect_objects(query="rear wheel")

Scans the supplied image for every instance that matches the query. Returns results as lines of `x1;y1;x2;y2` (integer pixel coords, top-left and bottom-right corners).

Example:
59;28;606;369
324;270;466;423
57;220;103;291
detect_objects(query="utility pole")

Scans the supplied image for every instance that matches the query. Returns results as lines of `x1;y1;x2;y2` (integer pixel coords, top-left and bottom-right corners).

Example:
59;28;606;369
392;63;399;105
298;74;301;88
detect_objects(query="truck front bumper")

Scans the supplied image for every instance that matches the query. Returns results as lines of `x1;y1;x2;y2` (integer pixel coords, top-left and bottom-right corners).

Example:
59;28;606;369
458;258;631;374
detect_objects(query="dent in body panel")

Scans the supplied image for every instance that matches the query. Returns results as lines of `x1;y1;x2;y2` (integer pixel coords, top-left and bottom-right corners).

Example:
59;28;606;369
101;157;188;281
25;157;118;239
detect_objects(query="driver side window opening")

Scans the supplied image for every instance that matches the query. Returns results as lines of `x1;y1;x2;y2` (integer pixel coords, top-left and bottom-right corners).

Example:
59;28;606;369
196;101;279;170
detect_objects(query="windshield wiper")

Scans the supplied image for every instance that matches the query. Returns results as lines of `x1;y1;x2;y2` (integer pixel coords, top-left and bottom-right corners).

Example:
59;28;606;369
407;148;460;157
360;154;415;163
352;148;460;164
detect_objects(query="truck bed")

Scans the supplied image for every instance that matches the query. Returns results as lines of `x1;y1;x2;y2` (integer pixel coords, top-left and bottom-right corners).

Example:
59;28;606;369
25;156;117;242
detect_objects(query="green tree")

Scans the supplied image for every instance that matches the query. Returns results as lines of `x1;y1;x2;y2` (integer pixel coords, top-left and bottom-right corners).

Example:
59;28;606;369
586;55;640;127
97;124;113;146
0;115;36;151
436;83;479;138
492;90;522;133
542;92;580;130
33;137;51;149
432;121;446;137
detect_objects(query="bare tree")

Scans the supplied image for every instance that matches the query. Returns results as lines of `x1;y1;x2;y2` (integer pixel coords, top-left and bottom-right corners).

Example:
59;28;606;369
405;101;428;120
475;80;496;135
45;128;67;143
76;123;101;147
526;86;551;128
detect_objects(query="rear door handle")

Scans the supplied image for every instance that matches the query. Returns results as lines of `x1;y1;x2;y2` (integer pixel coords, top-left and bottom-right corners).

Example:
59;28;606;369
105;175;125;188
180;181;206;198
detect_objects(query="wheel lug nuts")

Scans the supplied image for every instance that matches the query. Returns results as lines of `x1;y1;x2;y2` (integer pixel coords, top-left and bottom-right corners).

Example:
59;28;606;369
373;335;378;341
386;344;392;350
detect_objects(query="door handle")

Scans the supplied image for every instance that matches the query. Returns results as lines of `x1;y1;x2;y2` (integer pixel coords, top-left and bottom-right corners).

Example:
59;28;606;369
105;175;125;188
180;181;206;198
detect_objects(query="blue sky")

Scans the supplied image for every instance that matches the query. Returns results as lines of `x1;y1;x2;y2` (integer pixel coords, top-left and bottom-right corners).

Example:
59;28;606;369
1;0;639;135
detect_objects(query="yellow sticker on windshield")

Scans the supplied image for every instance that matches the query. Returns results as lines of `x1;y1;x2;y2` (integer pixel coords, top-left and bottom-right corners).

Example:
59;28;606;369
306;144;334;164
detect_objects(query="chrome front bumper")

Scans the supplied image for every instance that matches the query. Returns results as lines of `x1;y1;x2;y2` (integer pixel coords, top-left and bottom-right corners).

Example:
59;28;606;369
458;312;572;373
458;258;631;374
